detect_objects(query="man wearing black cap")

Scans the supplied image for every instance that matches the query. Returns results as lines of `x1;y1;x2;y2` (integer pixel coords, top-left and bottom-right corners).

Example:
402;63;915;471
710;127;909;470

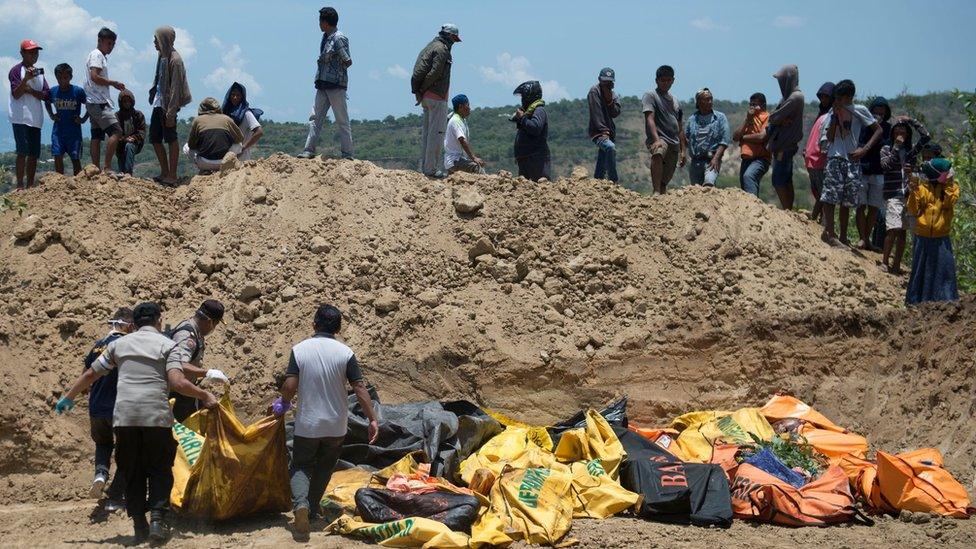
168;299;229;422
57;302;218;543
588;67;621;182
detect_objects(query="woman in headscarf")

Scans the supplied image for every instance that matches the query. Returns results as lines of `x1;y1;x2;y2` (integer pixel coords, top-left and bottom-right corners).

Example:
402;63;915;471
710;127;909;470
511;80;550;181
221;81;264;160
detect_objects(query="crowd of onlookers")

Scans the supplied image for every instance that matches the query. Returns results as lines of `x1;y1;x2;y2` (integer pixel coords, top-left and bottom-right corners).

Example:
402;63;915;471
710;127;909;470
7;27;265;188
7;7;961;306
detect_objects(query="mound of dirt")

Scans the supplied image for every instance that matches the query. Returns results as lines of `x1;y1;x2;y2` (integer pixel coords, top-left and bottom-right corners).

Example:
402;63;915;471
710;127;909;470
1;155;972;516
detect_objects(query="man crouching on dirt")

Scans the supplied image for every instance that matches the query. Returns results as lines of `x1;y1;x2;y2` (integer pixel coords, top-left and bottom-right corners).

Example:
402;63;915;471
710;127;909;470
56;302;219;544
272;304;379;541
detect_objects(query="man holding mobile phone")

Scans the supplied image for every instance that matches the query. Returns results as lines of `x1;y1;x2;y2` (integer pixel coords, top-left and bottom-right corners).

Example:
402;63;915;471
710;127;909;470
8;39;50;191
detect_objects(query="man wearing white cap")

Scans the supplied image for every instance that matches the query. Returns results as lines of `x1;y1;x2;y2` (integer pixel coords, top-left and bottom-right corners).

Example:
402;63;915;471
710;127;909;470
411;23;461;178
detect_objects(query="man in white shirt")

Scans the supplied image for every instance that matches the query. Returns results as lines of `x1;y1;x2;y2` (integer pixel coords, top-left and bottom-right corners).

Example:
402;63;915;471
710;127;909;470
443;94;485;174
85;27;126;173
273;304;378;540
7;39;50;191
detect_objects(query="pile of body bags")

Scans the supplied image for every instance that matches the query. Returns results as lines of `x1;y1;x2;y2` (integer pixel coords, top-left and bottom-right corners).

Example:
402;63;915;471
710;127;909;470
167;390;973;547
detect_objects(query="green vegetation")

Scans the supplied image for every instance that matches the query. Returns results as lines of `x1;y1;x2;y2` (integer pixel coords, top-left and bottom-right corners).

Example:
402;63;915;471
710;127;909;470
746;432;829;479
946;91;976;293
0;92;966;212
0;165;27;215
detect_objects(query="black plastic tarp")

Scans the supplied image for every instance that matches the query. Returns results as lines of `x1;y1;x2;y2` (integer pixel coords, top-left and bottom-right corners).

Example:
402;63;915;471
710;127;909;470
286;388;503;482
355;488;481;533
615;426;733;528
547;398;629;447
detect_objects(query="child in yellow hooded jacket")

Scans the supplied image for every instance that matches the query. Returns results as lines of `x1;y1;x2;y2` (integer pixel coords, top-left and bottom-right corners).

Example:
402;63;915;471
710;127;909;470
905;157;959;305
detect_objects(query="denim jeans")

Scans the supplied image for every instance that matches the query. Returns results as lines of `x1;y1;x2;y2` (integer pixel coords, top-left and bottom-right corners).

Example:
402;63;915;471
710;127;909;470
688;158;718;186
771;148;797;188
304;88;353;158
594;138;618;182
739;157;770;196
290;435;344;513
117;142;138;174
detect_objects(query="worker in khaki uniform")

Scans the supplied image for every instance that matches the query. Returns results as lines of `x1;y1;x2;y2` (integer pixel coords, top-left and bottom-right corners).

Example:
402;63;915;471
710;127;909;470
57;302;218;544
168;299;229;422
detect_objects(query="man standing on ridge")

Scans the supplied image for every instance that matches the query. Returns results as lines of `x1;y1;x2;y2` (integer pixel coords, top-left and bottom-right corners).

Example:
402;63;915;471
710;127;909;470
684;87;730;187
85;27;126;174
8;39;50;191
767;64;805;210
298;7;354;160
642;65;686;194
273;304;379;541
168;299;229;423
587;67;621;182
412;23;461;178
56;302;219;544
148;26;192;186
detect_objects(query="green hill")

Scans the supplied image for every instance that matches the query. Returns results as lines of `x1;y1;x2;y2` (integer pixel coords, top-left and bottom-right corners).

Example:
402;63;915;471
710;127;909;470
1;92;965;210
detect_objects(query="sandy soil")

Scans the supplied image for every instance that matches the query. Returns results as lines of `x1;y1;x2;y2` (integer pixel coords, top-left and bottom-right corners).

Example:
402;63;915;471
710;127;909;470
1;156;972;547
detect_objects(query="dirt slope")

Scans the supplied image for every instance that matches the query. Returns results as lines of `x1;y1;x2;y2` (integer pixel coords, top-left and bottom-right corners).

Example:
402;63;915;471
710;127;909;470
0;155;972;547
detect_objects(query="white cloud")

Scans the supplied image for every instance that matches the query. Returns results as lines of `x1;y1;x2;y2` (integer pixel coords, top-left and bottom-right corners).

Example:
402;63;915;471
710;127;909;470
386;64;409;79
174;28;196;59
772;15;804;28
204;37;262;95
478;53;570;101
368;69;381;80
690;18;729;31
0;0;143;101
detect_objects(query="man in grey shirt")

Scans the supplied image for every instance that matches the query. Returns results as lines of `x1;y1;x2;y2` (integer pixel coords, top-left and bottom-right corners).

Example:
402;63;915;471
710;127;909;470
57;302;218;544
642;65;687;194
273;304;378;540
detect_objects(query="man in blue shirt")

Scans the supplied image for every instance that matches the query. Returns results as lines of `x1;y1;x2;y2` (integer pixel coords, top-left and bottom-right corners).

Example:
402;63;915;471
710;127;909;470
297;7;353;160
684;88;730;186
45;63;88;176
83;307;133;510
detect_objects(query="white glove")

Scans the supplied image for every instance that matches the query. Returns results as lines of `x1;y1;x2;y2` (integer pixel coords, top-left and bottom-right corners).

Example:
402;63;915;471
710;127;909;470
201;369;230;387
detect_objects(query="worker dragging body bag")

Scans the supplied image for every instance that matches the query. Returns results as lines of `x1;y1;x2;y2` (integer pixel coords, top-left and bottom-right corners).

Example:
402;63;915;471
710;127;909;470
171;395;291;520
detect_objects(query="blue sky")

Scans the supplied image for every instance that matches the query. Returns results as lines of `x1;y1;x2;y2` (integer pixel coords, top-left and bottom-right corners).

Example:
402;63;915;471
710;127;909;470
3;0;976;126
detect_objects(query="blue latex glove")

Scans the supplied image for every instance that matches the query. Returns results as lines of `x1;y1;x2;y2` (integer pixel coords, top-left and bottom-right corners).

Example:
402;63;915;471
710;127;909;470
272;397;292;417
55;396;75;414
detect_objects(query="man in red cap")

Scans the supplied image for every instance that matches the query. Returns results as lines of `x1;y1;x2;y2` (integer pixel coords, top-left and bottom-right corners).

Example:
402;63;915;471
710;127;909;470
8;39;50;191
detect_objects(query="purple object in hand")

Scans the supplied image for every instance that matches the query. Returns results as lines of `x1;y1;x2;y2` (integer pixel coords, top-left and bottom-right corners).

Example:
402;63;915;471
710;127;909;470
272;397;292;417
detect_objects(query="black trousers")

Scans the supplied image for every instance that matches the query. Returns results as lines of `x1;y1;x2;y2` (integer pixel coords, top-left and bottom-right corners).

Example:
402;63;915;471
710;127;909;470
517;156;552;182
90;417;125;499
114;426;177;519
290;435;344;514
